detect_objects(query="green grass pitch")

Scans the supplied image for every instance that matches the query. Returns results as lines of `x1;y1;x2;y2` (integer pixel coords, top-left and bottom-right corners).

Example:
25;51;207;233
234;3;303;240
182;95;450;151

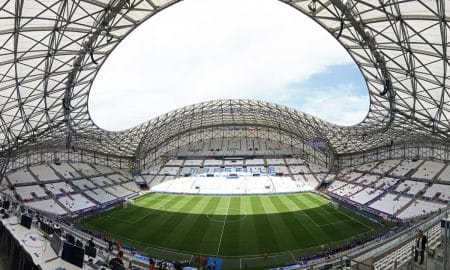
78;192;386;258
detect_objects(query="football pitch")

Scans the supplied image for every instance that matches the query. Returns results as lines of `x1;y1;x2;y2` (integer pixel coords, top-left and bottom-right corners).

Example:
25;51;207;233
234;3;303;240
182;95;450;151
78;192;387;259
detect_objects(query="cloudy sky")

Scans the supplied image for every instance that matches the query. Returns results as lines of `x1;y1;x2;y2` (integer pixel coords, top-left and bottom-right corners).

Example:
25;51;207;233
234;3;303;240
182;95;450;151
89;0;369;131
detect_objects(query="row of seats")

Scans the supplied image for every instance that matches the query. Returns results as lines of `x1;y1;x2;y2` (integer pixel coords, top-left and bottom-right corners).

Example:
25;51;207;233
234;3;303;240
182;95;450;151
6;162;134;185
4;163;140;215
355;159;449;182
151;176;311;195
374;224;442;269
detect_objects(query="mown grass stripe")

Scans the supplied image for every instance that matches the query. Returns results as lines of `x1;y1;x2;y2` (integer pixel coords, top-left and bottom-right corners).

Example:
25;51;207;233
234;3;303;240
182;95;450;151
76;192;387;258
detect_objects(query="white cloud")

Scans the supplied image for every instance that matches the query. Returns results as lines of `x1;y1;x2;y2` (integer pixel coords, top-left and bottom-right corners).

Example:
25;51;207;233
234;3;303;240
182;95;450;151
89;0;365;131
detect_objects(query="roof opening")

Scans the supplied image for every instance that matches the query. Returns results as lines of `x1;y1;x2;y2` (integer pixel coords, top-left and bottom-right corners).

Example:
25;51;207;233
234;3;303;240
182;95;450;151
89;0;369;131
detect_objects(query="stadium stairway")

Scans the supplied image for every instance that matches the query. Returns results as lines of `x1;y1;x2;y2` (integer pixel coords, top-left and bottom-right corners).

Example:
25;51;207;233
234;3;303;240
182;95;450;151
43;186;72;213
364;189;387;206
27;168;43;184
394;198;416;217
433;164;448;183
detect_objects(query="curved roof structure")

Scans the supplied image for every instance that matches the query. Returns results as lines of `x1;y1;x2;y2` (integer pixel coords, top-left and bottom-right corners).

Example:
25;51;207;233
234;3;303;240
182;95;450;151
0;0;448;165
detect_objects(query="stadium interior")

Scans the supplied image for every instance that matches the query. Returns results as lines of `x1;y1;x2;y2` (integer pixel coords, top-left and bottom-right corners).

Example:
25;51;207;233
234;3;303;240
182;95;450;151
0;0;449;270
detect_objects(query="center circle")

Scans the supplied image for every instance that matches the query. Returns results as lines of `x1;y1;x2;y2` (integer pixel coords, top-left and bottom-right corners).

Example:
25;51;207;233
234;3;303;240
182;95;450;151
206;208;248;222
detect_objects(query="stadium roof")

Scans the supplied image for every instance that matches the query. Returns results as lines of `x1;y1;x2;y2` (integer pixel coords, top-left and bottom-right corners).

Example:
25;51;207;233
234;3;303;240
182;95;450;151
0;0;448;161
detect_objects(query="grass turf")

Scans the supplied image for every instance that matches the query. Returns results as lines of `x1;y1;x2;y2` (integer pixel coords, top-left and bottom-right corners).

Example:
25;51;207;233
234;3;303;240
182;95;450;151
78;192;386;258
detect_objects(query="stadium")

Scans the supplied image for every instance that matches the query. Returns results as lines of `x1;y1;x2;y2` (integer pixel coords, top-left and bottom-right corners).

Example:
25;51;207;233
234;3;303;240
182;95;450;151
0;0;449;270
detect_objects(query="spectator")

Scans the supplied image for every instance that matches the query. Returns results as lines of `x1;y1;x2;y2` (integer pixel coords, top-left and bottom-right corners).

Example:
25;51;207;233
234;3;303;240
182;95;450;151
109;250;124;269
88;237;95;247
414;230;427;264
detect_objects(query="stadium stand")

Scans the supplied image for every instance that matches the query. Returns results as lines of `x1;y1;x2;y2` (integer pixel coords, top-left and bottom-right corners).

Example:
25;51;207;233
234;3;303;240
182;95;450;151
423;183;450;201
349;188;384;205
29;165;60;182
70;162;100;177
6;169;36;185
16;185;47;200
72;179;97;190
84;188;117;204
397;200;445;219
394;180;426;196
45;182;74;196
390;159;423;177
58;194;96;212
50;163;80;179
371;160;402;174
437;164;450;182
369;193;412;215
412;160;446;180
24;199;68;215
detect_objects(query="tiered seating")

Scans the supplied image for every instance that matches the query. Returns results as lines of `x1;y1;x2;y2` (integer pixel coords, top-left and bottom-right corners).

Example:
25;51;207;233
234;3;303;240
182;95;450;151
267;165;289;175
104;185;135;198
91;164;114;174
374;224;442;269
292;175;317;191
223;159;244;166
412;161;446;180
58;194;96;212
245;159;265;166
91;176;114;187
72;179;96;190
25;199;67;215
327;180;347;191
108;174;128;183
45;182;74;196
116;168;133;179
394;180;426;195
285;158;304;165
208;138;223;151
289;165;310;174
122;182;140;193
437;164;450;182
151;176;303;195
203;159;222;166
397;200;445;219
355;174;379;185
332;184;364;197
29;164;59;182
307;163;327;173
70;163;99;177
302;174;319;188
341;172;363;182
390;160;422;177
159;166;180;176
349;188;384;205
165;159;184;166
423;183;450;201
371;159;401;174
266;158;285;165
151;175;165;186
272;177;300;193
369;193;412;215
323;174;336;182
183;159;203;166
247;166;266;175
142;165;161;175
84;188;117;204
16;185;47;200
374;177;398;190
50;163;80;179
357;161;379;172
7;169;36;185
